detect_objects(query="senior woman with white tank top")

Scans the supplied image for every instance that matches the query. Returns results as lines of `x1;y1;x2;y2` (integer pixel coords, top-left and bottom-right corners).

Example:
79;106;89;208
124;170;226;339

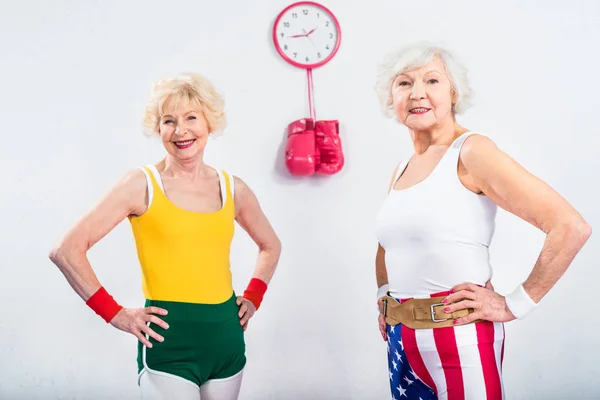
373;42;592;400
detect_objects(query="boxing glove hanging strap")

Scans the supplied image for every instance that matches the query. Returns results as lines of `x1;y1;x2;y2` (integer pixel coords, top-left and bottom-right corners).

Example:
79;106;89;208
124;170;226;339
307;68;316;120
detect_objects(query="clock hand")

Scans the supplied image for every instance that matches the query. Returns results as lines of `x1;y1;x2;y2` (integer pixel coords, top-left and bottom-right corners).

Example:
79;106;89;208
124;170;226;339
288;33;306;38
300;28;317;50
305;27;317;36
299;28;318;50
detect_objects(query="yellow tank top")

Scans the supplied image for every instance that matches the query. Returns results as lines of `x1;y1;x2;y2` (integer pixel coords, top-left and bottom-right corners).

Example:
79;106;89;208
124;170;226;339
128;165;235;304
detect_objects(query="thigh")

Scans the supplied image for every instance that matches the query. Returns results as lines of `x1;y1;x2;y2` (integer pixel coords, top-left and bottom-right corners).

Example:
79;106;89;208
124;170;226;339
387;323;437;399
199;368;244;400
202;314;246;381
139;371;200;400
449;322;505;400
413;322;505;400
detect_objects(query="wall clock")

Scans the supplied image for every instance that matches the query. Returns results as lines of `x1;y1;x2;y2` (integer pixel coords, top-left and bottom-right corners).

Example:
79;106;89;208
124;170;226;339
273;1;341;70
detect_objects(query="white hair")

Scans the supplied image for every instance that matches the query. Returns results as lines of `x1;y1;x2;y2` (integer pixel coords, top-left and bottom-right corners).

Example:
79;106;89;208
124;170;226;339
375;41;473;118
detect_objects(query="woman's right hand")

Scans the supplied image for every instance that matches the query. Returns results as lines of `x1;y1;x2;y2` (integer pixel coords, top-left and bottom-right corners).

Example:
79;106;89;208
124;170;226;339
377;297;388;341
109;306;169;348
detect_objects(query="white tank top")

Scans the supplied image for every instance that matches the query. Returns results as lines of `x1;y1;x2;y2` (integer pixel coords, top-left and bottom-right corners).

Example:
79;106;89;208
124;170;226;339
375;132;497;299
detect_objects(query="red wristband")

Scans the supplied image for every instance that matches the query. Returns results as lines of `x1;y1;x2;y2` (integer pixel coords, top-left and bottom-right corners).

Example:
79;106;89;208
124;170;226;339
86;286;123;323
242;278;268;310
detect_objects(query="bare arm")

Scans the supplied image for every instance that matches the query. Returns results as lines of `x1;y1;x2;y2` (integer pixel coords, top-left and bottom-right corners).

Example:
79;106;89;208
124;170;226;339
49;169;168;346
49;169;148;301
375;244;389;289
461;134;591;303
376;163;403;341
231;176;281;330
446;135;591;324
375;163;401;292
233;176;281;285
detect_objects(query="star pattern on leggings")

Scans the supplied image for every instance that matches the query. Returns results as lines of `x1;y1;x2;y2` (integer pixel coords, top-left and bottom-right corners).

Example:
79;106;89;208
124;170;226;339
387;323;436;399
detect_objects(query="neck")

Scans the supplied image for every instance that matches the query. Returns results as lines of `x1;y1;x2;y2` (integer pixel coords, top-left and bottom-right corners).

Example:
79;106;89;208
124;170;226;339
408;116;468;155
162;155;210;179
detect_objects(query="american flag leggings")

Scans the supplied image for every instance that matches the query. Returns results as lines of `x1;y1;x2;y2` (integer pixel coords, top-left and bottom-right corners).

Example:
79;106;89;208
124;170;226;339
386;302;505;399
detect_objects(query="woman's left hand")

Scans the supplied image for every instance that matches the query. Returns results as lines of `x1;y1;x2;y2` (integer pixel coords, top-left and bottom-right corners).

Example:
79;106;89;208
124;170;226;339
236;296;256;332
442;282;516;325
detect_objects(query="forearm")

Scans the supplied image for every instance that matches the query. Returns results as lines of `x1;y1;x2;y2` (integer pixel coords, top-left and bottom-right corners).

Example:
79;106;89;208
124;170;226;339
250;241;281;285
49;246;101;301
240;240;281;310
375;244;389;288
522;219;591;303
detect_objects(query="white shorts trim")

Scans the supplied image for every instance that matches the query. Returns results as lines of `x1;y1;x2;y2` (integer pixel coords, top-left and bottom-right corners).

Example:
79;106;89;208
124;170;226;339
138;324;200;390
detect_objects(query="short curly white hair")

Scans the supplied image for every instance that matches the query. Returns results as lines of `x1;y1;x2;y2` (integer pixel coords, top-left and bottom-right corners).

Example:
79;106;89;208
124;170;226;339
375;42;473;118
142;72;226;136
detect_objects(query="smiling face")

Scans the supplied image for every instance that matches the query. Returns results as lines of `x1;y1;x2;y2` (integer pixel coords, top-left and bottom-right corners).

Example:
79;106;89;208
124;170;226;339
158;95;210;162
391;56;456;131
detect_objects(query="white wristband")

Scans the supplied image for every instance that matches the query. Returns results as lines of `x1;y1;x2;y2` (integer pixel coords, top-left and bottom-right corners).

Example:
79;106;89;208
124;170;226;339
377;284;390;301
505;284;538;320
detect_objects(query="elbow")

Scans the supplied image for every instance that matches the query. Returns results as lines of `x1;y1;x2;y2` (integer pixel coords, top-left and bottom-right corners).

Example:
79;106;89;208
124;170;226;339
49;241;86;269
271;237;282;259
577;219;592;243
564;217;592;247
260;236;282;259
49;244;69;266
48;246;64;267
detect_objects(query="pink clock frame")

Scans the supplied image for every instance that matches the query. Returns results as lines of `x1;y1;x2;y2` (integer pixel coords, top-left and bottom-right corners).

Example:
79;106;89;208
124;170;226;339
272;1;342;69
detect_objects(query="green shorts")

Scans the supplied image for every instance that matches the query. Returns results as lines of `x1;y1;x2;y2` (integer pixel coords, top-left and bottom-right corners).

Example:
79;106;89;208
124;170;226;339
137;293;246;388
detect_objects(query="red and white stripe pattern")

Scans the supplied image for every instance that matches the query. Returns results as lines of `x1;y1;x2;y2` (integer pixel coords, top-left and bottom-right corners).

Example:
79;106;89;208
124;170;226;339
387;291;505;400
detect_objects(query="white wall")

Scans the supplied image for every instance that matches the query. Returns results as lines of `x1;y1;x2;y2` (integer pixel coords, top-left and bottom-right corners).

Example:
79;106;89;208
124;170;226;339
1;0;599;398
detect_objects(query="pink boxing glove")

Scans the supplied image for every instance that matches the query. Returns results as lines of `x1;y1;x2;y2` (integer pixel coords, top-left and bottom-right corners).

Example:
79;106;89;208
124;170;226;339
285;118;317;176
315;120;344;175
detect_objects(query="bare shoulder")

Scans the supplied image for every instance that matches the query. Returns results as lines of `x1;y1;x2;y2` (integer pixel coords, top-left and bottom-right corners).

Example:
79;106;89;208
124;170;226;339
231;175;255;215
456;132;590;236
232;174;250;193
229;174;279;254
112;167;149;216
230;174;272;233
122;167;148;188
456;134;504;191
56;167;150;251
460;133;501;163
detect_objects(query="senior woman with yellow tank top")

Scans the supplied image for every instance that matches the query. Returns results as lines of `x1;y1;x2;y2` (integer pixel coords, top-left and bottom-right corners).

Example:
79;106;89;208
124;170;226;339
49;73;282;400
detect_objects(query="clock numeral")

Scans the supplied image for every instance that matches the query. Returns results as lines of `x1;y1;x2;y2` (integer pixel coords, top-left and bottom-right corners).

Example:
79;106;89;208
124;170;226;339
326;44;330;50
283;22;290;28
280;32;284;38
329;33;333;39
317;52;321;58
305;56;310;62
293;52;297;58
326;21;330;27
303;9;309;15
284;44;288;50
317;12;320;18
292;13;297;18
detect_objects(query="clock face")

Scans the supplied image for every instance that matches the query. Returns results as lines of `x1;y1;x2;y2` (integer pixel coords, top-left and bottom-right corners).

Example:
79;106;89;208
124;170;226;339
273;1;341;69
